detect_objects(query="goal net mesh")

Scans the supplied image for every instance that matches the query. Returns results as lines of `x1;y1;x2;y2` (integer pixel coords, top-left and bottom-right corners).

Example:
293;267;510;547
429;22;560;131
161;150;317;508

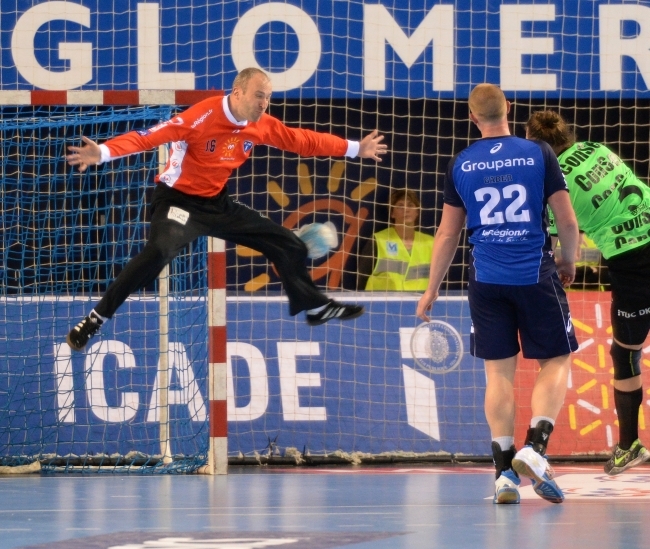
3;96;648;469
2;1;650;468
0;105;209;472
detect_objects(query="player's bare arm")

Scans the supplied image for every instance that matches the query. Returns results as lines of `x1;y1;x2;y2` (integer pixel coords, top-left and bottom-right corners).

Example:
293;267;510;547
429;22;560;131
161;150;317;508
416;204;466;321
358;130;387;161
66;136;101;172
548;189;579;287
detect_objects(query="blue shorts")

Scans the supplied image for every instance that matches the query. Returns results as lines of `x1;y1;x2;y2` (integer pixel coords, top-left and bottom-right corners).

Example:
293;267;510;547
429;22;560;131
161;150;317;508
468;273;578;360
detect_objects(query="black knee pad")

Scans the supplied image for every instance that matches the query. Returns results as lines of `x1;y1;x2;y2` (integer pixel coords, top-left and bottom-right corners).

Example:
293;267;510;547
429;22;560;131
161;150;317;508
611;341;642;381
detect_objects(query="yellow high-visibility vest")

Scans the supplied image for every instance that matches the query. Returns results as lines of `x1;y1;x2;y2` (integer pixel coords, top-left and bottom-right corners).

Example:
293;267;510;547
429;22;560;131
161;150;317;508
556;234;602;267
365;227;434;291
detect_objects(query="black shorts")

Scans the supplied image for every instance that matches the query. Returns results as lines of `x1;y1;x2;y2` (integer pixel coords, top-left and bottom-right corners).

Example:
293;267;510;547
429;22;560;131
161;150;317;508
468;273;578;360
96;183;329;318
606;242;650;345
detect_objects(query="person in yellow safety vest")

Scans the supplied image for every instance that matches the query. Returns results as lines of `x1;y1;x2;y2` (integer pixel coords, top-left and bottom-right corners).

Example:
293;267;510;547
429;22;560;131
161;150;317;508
554;233;610;290
359;189;434;291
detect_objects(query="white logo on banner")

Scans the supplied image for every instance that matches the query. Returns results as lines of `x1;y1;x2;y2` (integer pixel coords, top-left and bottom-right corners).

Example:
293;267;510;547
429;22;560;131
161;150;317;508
399;327;440;440
108;537;300;549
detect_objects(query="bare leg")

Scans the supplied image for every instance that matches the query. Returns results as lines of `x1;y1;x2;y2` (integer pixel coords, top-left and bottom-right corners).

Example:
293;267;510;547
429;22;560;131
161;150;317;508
485;355;522;504
532;354;571;420
509;354;570;504
484;355;517;438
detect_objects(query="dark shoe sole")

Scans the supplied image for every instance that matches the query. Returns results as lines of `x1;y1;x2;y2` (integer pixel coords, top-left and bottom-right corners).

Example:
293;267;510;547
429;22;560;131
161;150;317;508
66;332;87;352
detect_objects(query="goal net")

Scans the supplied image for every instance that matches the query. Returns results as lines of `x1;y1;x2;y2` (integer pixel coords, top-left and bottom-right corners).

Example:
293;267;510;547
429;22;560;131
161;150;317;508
0;98;481;472
224;98;650;463
2;1;649;470
3;106;647;467
0;103;211;472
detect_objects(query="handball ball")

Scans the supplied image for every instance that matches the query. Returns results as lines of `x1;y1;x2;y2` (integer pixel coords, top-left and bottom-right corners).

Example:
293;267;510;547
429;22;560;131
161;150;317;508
295;222;339;259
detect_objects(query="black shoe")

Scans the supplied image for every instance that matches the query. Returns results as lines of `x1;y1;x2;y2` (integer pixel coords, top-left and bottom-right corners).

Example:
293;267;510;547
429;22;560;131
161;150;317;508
67;312;103;352
306;300;364;326
604;439;650;475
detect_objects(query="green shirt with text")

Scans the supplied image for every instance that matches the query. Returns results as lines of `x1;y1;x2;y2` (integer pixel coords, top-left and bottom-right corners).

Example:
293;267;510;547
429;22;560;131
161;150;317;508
549;142;650;259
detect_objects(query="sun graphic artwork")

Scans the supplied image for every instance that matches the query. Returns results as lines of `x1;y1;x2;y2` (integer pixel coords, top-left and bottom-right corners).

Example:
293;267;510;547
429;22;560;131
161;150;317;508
515;292;650;455
235;160;377;291
221;137;239;159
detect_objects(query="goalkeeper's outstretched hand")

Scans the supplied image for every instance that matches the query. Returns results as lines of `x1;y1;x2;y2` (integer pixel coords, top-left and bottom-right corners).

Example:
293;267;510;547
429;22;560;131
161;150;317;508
358;130;388;161
66;136;101;172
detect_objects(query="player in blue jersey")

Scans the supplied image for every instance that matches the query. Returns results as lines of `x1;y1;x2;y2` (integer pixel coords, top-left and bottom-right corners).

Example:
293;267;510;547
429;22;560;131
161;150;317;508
416;84;580;504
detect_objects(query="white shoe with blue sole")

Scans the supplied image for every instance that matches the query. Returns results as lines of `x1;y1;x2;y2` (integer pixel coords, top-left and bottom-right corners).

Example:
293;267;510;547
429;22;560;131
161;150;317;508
494;469;521;504
512;446;564;504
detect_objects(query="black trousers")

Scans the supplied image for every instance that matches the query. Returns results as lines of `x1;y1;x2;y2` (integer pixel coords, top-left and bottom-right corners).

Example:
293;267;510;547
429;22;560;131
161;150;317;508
94;184;330;318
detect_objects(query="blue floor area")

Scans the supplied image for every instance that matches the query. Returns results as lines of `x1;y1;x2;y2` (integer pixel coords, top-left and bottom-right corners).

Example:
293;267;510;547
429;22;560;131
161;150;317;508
1;465;649;549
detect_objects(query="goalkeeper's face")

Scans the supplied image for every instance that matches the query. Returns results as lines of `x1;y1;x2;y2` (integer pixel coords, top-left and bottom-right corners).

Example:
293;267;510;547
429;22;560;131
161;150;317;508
236;73;272;123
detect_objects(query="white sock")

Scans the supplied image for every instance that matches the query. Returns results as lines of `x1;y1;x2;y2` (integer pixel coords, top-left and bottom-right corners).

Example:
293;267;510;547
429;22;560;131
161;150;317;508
90;309;108;323
530;416;555;428
307;304;328;315
493;436;515;451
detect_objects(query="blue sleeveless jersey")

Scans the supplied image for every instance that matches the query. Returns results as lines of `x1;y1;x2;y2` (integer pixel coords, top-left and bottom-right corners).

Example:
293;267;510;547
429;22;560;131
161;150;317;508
444;136;568;285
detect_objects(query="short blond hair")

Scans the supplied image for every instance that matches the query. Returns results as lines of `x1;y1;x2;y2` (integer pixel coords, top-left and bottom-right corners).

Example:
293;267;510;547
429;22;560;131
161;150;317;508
468;84;507;123
232;67;269;93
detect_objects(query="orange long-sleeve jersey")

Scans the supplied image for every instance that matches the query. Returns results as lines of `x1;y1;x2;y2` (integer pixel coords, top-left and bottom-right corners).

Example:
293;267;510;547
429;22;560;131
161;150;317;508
99;95;356;197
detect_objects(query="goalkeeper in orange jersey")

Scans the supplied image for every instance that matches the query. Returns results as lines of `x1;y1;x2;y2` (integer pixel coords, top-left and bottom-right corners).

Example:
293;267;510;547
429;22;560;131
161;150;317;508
65;67;387;351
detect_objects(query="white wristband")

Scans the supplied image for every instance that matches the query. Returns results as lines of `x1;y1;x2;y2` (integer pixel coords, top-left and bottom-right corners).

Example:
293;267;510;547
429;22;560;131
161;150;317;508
98;144;111;164
345;141;360;158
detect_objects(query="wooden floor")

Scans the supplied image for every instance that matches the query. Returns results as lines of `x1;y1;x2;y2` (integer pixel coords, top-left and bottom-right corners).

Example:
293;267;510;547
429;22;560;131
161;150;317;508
2;464;649;549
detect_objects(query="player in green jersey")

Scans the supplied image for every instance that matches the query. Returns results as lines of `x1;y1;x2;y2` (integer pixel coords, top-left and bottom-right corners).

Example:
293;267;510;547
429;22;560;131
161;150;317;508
526;110;650;475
